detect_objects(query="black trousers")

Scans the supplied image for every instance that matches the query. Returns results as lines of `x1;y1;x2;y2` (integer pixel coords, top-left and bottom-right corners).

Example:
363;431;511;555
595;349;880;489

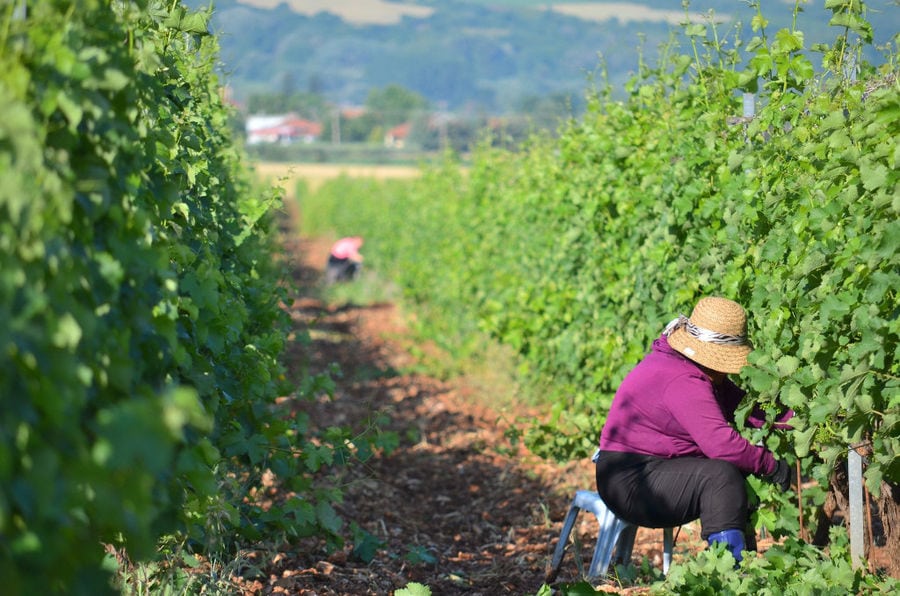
595;451;749;539
326;256;360;283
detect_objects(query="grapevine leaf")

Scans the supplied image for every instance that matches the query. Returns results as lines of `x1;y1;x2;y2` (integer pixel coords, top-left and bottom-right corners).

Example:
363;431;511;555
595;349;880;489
316;501;343;534
685;24;707;37
859;160;888;191
828;13;874;42
51;313;82;349
794;425;817;458
56;92;83;129
776;355;800;377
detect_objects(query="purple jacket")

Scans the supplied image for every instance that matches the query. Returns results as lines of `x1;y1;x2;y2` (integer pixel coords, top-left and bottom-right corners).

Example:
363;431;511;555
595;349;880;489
599;334;783;476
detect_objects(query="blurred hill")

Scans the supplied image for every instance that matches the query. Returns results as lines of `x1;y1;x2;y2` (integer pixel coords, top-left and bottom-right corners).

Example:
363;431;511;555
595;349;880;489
189;0;898;114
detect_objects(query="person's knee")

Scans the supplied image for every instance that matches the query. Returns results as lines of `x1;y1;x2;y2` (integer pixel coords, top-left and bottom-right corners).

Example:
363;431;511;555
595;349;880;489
704;459;746;497
699;459;749;537
702;460;748;507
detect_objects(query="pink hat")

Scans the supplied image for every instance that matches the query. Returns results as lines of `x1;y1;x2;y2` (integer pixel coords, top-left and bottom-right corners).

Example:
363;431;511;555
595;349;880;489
331;237;363;260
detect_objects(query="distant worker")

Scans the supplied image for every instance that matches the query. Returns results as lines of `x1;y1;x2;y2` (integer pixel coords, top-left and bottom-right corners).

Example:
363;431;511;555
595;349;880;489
326;236;364;284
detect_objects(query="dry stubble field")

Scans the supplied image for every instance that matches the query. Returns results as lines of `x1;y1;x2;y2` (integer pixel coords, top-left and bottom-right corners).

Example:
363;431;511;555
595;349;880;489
252;161;423;194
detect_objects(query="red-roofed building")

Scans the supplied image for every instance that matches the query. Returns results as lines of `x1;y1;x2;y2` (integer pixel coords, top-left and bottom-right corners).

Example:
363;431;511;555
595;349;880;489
341;106;367;119
246;114;323;145
384;122;412;148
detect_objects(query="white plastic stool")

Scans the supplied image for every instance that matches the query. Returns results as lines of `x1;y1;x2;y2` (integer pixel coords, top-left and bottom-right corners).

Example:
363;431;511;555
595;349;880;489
547;489;674;581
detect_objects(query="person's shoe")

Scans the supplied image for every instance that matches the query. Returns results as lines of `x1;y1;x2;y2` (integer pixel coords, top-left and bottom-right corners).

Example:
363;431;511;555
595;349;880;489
707;528;746;565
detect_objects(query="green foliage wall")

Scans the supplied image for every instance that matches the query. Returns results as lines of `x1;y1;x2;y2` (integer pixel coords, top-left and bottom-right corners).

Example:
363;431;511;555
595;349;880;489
300;1;898;497
0;1;326;591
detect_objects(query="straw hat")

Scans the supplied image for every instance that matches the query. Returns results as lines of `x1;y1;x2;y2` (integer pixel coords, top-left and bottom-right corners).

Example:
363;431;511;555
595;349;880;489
665;297;753;374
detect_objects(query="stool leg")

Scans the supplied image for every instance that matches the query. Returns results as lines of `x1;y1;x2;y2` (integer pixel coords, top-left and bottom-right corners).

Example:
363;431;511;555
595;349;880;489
546;503;581;582
588;516;631;578
614;524;638;566
663;527;674;575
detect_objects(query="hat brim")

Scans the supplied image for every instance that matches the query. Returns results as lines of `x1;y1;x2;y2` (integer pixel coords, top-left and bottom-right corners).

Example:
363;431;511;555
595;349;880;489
668;327;751;374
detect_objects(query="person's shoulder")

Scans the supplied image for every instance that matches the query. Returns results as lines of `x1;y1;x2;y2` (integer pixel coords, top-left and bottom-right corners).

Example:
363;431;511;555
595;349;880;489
655;361;713;399
633;349;707;392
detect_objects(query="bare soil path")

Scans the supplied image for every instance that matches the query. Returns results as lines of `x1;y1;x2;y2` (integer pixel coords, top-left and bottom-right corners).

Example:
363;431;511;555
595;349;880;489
231;206;686;595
